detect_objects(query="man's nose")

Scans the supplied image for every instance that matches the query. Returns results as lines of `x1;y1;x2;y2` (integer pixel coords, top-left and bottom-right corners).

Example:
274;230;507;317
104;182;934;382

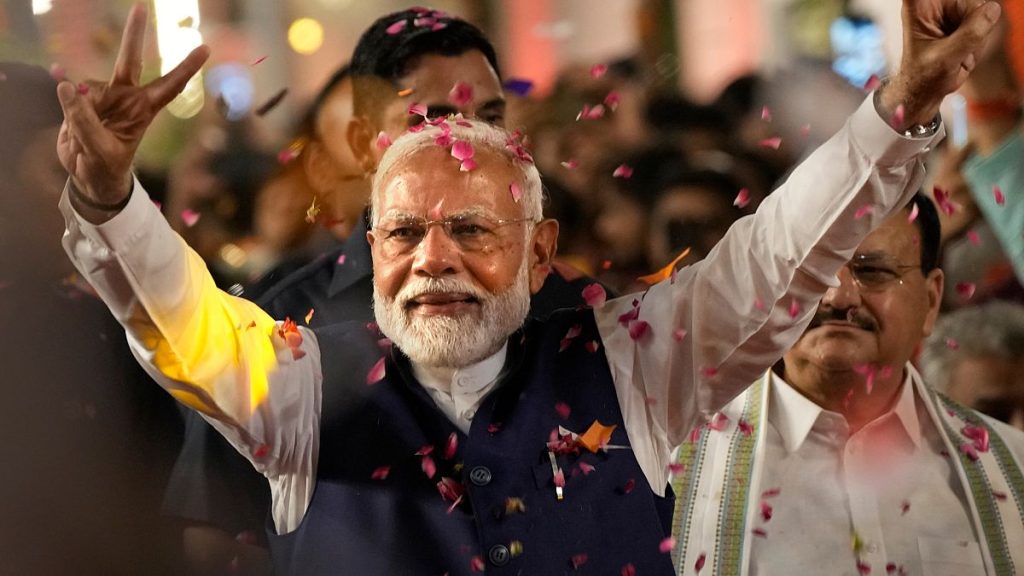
822;266;863;309
411;225;460;278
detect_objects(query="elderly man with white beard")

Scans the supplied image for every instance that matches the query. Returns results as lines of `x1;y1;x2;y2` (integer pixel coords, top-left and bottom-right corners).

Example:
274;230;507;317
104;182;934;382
56;2;1001;574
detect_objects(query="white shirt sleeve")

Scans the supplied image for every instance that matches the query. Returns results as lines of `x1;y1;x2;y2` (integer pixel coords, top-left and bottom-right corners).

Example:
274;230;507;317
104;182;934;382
60;180;320;534
597;94;944;495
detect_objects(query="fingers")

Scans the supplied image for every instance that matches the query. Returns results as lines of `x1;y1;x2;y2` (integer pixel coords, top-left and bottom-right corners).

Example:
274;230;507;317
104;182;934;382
57;81;107;155
146;44;211;109
948;1;1003;62
111;3;148;86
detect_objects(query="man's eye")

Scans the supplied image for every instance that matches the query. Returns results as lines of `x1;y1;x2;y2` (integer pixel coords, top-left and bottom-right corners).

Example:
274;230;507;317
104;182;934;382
450;222;488;237
854;266;897;281
387;226;423;240
481;112;505;126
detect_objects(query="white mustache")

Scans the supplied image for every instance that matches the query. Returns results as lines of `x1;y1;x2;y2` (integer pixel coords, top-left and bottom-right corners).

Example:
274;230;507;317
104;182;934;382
398;277;487;307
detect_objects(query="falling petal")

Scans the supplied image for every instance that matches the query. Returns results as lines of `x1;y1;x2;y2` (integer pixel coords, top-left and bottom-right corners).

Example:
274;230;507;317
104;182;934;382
253;444;270;458
447;81;474;107
966;230;981;246
993;185;1006;206
762;487;781;498
739;420;753;436
386;20;407;35
255;88;289;117
945;338;959;350
695;552;707;573
408;102;427;117
304;308;315;325
421;455;437;478
555;402;571;420
590;63;608;79
470;556;486;572
553;468;566;487
759;137;782;150
366;356;386;385
621;564;636;576
907;202;919;223
502;78;534;97
672;328;688;342
49;63;66;82
561;159;580;170
620;478;636;495
277;147;300;165
579;420;617;452
955;282;976;301
863;74;882;92
181;209;201;227
960;442;980;461
371;466;390;480
708;412;729;431
667;462;685;474
509;181;522;203
857;560;872;575
733;188;750;208
787;299;801;319
702;366;719;378
604;91;620;111
576;104;606;121
251;55;268;66
581;284;607;308
613;164;633;178
659;536;676;553
993;490;1008;501
891;104;905;129
444;432;458;460
76;83;90;95
578;461;596;475
585;339;601;353
571;553;588;569
854;205;874;220
761;105;772;122
752;528;768;538
932;186;960;216
376;131;392;151
602;259;613;270
628;320;650;341
637;247;691;285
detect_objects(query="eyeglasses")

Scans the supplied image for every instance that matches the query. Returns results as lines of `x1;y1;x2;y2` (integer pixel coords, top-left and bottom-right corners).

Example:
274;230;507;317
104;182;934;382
845;254;921;291
372;214;536;257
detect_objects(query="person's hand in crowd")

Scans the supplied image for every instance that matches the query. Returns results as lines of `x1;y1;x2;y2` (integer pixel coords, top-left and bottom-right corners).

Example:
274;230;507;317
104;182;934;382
878;0;1003;129
931;142;981;242
55;2;209;223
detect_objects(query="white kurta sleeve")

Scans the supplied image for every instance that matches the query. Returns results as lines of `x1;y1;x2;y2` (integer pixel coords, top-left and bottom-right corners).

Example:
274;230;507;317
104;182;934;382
60;178;320;533
597;94;944;493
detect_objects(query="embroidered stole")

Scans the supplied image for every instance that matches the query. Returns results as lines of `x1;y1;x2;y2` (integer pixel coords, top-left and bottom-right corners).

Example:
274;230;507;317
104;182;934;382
670;371;1024;576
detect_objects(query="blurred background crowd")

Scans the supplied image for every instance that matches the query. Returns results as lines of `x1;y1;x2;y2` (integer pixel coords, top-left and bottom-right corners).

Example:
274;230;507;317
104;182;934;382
1;0;1023;574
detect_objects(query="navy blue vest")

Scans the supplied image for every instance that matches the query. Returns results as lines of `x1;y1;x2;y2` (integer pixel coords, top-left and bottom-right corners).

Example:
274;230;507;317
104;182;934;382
269;310;675;575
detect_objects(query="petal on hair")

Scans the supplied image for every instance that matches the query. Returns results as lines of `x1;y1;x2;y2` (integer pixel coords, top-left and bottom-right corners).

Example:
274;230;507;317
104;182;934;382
408;102;428;117
386;20;407;35
451;140;475;161
447;81;474;107
590;63;608;79
733;188;750;208
459;158;478;172
375;131;392;151
509;181;523;203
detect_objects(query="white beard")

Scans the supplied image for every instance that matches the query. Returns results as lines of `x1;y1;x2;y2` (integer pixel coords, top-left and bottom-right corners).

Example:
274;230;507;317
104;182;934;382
373;258;532;368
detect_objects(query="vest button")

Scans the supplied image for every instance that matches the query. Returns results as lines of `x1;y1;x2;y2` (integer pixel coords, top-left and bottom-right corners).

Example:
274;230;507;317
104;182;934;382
488;544;510;566
469;465;492;486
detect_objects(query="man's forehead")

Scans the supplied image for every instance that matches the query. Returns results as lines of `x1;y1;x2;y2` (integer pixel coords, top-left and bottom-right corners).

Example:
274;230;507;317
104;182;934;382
855;212;920;259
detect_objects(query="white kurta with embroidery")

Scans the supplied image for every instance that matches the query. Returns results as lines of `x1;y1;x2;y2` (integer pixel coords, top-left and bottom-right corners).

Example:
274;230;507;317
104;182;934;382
61;95;937;536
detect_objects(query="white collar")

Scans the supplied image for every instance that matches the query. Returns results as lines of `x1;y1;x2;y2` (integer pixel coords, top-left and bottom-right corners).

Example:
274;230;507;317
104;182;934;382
411;343;508;396
769;365;922;453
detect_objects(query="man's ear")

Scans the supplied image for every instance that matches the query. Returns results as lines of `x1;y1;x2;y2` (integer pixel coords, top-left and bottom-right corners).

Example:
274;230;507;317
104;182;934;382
302;140;336;194
347;116;377;174
528;219;559;294
921;268;945;337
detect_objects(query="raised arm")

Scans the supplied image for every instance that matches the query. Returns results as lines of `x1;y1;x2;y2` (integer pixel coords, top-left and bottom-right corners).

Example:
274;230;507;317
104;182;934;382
596;0;1002;475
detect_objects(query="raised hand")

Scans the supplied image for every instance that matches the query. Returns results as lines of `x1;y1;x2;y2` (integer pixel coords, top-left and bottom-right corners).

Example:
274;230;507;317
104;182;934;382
880;0;1002;129
56;3;209;218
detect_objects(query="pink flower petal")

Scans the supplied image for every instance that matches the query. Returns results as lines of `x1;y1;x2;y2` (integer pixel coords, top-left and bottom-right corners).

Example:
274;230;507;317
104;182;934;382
555;401;572;419
584;340;600;353
966;230;981;246
760;500;774;522
408;102;427;117
761;105;772;122
620;478;636;494
863;74;882;92
576;104;606;121
854;205;874;220
695;552;707;573
612;164;633;179
76;83;90;95
470;556;486;572
945;338;959;350
621;564;636;576
371;465;391;480
672;328;688;342
933;186;960;216
386;20;408;35
962;424;990;452
447;81;473;107
667;462;685;474
376;131;392;151
617;301;640;326
277;148;300;165
434;133;453;148
604;91;620;111
702;366;719;378
553;468;565;487
759;137;782;150
708;412;729;431
900;500;910;515
48;63;66;82
582;283;607;307
762;487;781;498
451;140;474;161
891;104;905;129
414;16;436;28
253;444;270;458
571;553;588;569
628;320;650;341
955;282;976;301
181;209;201;227
366;356;386;385
959;442;979;461
415;445;435;456
738;420;753;436
993;185;1006;206
421;455;437;478
907;202;919;223
590;64;608;79
858;560;872;575
787;299;801;319
578;461;596;475
251;55;268;66
733;188;750;208
752;527;768;538
336;254;347;265
659;536;676;553
561;159;579;170
444;432;458;460
459;158;478;172
509;181;523;203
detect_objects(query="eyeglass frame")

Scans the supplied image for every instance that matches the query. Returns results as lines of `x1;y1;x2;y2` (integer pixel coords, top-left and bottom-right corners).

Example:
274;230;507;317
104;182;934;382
370;212;539;256
843;253;923;291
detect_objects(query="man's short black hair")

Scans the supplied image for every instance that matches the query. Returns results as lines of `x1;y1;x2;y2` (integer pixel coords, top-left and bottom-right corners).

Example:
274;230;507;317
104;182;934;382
349;8;500;117
908;191;941;274
351;9;499;84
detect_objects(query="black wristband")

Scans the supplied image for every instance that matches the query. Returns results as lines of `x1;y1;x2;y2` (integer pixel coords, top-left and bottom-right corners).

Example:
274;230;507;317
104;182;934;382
68;181;132;212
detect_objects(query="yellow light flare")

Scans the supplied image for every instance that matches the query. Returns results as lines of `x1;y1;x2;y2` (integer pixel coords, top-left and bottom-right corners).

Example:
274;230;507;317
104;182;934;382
288;18;324;55
153;0;205;118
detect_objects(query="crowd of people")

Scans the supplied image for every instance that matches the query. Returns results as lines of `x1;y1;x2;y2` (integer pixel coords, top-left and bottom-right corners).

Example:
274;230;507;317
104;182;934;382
2;0;1024;574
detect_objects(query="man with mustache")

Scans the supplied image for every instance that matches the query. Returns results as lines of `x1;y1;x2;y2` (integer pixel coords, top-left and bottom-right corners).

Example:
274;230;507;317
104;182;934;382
669;193;1024;575
56;1;1001;574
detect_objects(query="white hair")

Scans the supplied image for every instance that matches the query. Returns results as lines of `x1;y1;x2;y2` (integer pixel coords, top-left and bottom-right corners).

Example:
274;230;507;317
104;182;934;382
920;300;1024;393
370;119;544;225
